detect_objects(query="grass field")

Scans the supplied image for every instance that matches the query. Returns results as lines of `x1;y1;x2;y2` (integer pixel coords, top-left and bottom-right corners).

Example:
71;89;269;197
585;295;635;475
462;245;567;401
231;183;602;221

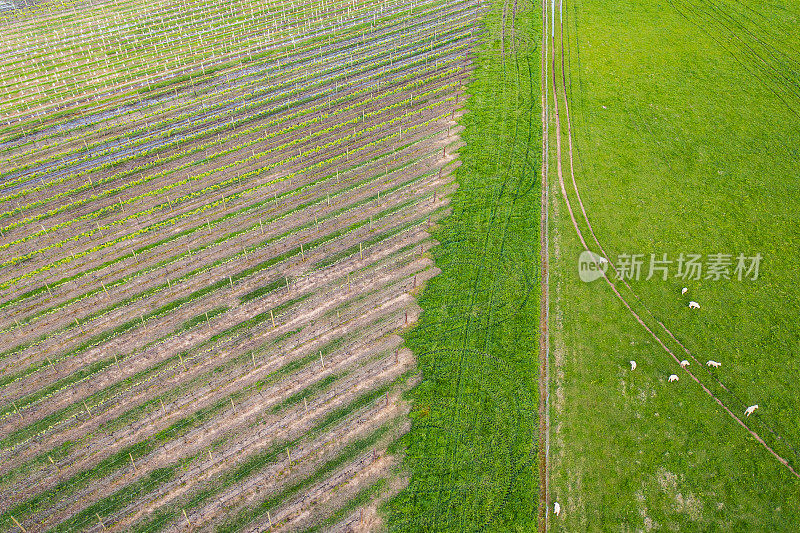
548;0;800;530
387;1;542;531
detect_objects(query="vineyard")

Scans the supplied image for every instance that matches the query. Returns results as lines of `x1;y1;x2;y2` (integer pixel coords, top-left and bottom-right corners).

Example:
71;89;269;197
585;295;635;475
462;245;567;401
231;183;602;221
0;0;486;530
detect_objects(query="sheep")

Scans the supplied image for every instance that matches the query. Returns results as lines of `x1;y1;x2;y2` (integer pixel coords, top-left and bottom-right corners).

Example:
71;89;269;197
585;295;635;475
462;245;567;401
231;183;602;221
680;360;690;368
681;287;688;295
630;360;637;371
668;374;679;382
554;502;561;516
706;360;722;368
745;405;758;417
688;301;700;309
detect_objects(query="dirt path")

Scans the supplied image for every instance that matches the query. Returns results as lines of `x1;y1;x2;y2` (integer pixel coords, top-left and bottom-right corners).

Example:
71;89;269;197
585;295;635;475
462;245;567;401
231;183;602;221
537;0;551;530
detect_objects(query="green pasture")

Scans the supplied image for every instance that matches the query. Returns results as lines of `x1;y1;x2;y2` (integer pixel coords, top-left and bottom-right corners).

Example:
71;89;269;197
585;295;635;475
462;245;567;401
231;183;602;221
549;0;800;530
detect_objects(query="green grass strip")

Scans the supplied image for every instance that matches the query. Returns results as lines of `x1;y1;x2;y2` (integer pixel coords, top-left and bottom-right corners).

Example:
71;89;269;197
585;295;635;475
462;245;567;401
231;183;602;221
386;1;543;531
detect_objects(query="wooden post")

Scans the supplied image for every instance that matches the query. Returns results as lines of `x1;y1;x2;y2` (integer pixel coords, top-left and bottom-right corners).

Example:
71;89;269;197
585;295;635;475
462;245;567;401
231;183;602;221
270;310;275;327
230;398;235;412
260;218;264;234
286;448;291;464
9;516;26;533
301;243;304;261
96;513;106;530
129;452;136;472
182;509;191;527
83;400;91;417
360;243;363;260
229;275;233;288
160;398;165;415
320;351;324;370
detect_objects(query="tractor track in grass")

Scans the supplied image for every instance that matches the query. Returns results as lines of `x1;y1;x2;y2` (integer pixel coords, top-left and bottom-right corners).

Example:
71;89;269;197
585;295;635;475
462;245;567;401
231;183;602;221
551;0;799;481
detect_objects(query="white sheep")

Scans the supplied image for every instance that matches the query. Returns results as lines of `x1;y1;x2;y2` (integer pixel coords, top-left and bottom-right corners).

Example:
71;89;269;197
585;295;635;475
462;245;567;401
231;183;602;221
681;287;688;295
680;360;690;368
630;360;637;371
707;360;722;368
745;405;758;417
688;301;700;309
668;374;679;382
554;502;561;516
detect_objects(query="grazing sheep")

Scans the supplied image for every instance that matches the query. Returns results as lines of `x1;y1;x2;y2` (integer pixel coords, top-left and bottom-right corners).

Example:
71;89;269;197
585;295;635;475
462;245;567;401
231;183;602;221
688;301;700;309
668;374;679;382
707;360;722;368
680;360;690;368
745;405;759;417
554;502;561;516
630;360;637;371
682;287;688;295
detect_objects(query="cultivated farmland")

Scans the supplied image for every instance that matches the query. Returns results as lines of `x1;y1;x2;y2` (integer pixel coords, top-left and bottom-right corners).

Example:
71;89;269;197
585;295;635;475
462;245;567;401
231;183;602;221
0;0;484;530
